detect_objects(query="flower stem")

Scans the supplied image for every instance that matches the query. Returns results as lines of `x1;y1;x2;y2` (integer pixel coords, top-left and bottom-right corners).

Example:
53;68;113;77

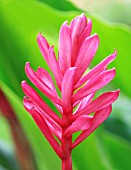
62;154;72;170
61;134;72;170
61;114;72;170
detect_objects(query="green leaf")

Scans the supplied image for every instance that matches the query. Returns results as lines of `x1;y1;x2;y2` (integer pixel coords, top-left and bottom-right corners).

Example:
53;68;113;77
0;141;19;170
0;1;131;169
0;0;78;98
0;117;13;146
0;0;131;99
0;48;22;97
70;0;131;26
37;0;79;11
103;93;131;142
100;131;131;170
1;82;116;170
73;133;114;170
0;81;61;170
91;18;131;97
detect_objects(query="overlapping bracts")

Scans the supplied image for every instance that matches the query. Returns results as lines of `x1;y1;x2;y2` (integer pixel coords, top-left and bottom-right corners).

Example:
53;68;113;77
22;13;119;158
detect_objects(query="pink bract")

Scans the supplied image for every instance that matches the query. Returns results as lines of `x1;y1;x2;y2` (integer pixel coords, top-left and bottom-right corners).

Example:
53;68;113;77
22;13;119;170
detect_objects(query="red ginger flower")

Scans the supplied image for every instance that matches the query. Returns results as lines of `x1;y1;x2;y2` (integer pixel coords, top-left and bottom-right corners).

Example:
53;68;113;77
21;13;119;170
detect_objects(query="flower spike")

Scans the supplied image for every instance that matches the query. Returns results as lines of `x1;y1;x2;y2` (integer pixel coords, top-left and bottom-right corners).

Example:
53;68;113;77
22;13;119;170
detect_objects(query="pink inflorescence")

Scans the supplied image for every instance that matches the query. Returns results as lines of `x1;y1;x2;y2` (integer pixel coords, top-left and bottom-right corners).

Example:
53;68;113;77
22;13;119;169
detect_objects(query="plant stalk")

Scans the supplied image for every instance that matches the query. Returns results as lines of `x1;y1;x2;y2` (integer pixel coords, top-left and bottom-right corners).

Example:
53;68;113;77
61;113;72;170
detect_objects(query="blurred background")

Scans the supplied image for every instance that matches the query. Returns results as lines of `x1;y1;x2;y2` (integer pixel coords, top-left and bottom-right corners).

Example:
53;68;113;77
0;0;131;170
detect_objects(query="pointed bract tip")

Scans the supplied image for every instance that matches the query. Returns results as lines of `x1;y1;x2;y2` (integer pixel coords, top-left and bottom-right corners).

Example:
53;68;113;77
60;21;70;33
86;33;98;39
23;96;27;101
25;62;30;69
113;89;120;99
62;21;68;26
87;18;92;23
25;62;33;76
21;81;29;92
21;80;26;87
80;13;86;17
26;61;30;65
113;49;117;56
116;89;120;94
50;45;55;50
37;32;42;38
23;96;28;106
49;46;55;56
94;33;99;40
23;96;34;110
80;13;86;19
86;18;92;26
110;67;116;74
114;48;117;53
37;32;47;43
85;33;100;45
106;67;116;78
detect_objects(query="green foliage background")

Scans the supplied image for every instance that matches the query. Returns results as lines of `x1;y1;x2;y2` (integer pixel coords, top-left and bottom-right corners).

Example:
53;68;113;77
0;0;131;170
